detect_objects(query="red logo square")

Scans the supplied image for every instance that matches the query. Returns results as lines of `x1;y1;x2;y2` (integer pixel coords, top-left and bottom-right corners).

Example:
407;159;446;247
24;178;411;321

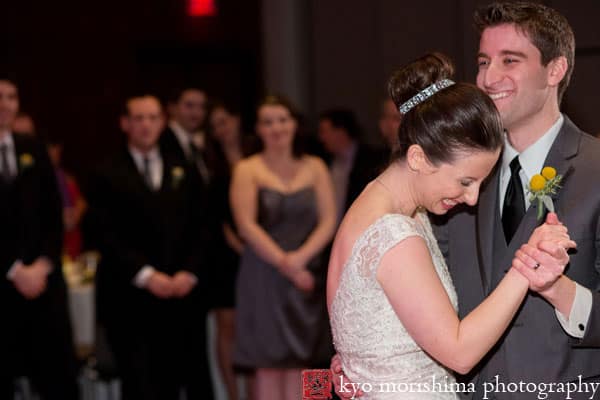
302;369;333;399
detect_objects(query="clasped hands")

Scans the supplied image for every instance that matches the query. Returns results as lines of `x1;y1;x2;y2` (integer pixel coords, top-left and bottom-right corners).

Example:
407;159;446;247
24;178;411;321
146;270;197;299
511;212;576;293
278;250;315;292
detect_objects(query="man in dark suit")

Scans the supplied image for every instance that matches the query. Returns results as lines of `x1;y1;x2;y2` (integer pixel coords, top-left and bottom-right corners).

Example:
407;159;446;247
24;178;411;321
160;87;211;186
317;108;386;222
0;77;78;399
434;3;600;398
89;94;213;399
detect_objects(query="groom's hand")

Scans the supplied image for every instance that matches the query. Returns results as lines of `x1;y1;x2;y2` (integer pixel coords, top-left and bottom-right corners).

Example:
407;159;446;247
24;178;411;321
517;213;576;291
527;213;574;250
331;354;363;399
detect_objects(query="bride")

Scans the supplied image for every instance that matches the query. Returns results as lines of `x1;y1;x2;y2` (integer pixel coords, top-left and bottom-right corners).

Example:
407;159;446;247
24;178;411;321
327;53;574;399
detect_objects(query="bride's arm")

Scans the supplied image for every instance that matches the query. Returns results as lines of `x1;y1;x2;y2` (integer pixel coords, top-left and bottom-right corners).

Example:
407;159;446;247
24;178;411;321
376;236;564;374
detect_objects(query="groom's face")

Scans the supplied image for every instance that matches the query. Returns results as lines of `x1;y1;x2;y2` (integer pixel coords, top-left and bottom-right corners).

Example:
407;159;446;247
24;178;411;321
476;24;555;133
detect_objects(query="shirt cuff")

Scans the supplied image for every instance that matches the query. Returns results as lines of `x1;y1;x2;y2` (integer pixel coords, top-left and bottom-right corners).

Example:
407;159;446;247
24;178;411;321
6;260;24;280
555;282;592;338
133;265;156;288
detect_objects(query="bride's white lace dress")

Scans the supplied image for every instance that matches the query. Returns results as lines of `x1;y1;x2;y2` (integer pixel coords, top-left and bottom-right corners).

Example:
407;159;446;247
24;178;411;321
330;212;460;399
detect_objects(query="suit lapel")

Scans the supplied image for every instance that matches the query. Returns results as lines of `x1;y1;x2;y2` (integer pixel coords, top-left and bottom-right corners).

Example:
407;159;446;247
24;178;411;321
515;117;580;236
538;117;579;223
123;149;153;193
477;162;500;293
497;117;581;274
13;134;29;177
160;156;172;194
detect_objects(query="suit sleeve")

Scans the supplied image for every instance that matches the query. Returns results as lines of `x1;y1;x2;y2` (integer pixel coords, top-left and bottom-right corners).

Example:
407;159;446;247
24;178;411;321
575;213;600;346
87;166;152;283
180;169;213;279
37;142;64;268
580;293;600;346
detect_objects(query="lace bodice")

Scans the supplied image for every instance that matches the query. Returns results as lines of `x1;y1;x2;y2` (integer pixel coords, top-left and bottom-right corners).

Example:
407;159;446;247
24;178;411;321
330;212;459;399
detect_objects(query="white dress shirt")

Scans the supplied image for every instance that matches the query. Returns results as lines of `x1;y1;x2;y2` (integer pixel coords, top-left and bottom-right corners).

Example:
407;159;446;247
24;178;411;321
169;121;210;182
170;121;197;159
128;146;163;191
499;114;591;338
0;132;18;179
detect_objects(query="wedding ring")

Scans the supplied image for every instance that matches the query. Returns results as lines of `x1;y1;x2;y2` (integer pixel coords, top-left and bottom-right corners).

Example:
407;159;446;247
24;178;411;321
533;263;540;270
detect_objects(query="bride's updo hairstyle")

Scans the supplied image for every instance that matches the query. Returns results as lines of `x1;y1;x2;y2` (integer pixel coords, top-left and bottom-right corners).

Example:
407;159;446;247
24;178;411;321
388;52;503;165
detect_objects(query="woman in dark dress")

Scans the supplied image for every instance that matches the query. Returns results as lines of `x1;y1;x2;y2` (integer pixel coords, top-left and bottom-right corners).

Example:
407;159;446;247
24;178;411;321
230;95;337;400
207;102;257;400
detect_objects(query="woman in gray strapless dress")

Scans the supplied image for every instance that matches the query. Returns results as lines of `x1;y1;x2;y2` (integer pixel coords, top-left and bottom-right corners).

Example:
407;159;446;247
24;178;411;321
235;187;332;366
230;95;337;399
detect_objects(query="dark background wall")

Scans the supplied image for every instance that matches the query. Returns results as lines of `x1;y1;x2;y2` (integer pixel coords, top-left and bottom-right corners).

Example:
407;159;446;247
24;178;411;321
1;0;599;176
310;0;600;144
0;0;262;176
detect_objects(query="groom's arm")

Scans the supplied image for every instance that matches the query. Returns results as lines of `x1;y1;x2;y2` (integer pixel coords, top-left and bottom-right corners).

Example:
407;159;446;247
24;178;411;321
530;213;599;345
547;212;600;346
566;214;600;346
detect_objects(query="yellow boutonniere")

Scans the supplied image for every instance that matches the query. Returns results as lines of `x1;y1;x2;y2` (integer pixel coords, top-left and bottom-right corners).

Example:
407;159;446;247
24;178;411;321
171;166;185;189
528;166;562;220
19;153;35;169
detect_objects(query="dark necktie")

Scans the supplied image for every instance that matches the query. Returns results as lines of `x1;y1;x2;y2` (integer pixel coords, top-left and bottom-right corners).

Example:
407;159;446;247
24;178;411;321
502;156;526;243
190;144;210;183
142;156;153;190
0;144;11;182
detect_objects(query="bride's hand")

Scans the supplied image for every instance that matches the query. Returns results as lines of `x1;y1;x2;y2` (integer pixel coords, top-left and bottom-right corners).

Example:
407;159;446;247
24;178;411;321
512;241;573;292
331;354;363;399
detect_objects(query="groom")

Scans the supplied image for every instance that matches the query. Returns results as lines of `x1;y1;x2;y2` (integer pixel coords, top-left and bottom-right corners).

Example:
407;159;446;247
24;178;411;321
333;3;600;399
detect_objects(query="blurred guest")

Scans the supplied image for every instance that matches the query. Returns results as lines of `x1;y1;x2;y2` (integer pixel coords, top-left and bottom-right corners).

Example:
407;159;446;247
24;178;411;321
161;87;211;186
378;97;402;150
231;95;336;400
207;102;257;400
0;77;78;399
48;139;87;260
317;108;385;223
12;111;36;136
89;94;213;399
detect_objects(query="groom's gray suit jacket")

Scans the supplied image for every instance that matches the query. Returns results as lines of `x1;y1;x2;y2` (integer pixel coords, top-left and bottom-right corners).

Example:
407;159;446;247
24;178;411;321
432;117;600;398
